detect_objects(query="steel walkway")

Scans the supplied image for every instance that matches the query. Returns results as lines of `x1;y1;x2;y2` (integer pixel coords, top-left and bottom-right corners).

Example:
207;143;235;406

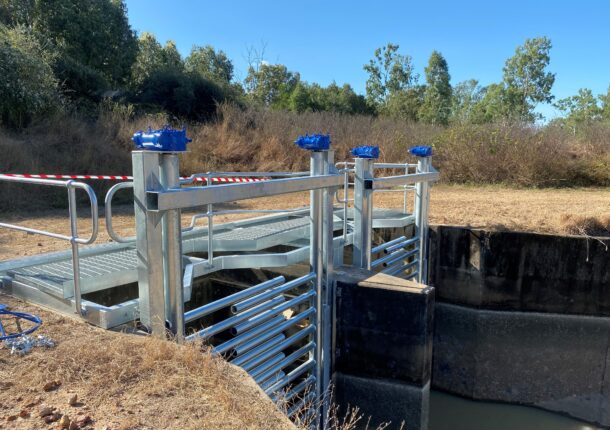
0;208;414;328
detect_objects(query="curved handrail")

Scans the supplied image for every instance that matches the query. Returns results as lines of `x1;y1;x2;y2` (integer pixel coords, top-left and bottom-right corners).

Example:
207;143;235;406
104;182;135;243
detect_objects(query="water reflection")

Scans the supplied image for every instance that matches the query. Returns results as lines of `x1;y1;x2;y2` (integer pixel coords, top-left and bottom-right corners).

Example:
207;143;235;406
429;391;601;430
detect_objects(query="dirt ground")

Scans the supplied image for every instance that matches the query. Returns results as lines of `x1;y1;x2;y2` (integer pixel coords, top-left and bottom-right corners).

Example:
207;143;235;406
0;185;608;261
0;294;295;430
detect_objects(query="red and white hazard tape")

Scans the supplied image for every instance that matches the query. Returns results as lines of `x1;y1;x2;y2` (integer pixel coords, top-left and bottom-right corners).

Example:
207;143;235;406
0;173;266;183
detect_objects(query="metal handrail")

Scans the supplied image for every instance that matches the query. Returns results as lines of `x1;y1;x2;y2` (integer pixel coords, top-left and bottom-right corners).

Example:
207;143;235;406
105;181;135;243
0;175;99;316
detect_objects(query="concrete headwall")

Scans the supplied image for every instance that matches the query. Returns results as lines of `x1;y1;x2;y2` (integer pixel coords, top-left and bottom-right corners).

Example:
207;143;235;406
333;268;434;430
429;226;610;427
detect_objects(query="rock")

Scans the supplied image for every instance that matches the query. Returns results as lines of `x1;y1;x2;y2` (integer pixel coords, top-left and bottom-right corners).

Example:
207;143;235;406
75;414;92;427
19;409;30;418
58;414;70;429
6;415;17;422
69;421;79;430
39;405;54;417
23;397;41;408
69;394;78;406
43;380;62;392
44;413;61;424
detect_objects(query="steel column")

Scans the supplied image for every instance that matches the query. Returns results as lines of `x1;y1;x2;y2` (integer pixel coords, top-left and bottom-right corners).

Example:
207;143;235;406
132;151;166;337
415;156;431;284
160;154;184;339
352;157;374;269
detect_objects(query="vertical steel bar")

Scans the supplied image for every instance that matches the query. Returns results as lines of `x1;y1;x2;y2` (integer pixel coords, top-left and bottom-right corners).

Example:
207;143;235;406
419;157;431;284
403;164;409;214
160;154;184;339
207;173;214;267
352;158;374;269
67;185;82;316
133;151;166;337
310;151;324;427
342;169;348;242
321;150;335;419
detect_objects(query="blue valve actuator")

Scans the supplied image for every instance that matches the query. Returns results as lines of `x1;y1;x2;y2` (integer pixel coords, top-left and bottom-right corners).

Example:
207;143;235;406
409;146;432;157
294;134;331;151
133;126;192;152
351;145;379;159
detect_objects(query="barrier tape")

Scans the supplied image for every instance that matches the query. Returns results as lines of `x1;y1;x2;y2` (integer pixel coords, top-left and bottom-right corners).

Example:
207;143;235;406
0;173;266;183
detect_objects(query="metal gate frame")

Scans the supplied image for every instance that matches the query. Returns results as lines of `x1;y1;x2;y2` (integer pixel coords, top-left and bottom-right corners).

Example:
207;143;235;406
132;146;340;427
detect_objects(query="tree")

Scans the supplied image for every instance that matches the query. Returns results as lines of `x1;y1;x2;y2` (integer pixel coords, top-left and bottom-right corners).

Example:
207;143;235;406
598;86;610;121
555;88;601;127
0;25;60;127
419;51;452;125
450;79;485;123
32;0;138;85
185;45;233;84
502;37;555;121
469;83;511;124
383;86;425;122
244;63;299;107
363;43;417;107
130;33;183;89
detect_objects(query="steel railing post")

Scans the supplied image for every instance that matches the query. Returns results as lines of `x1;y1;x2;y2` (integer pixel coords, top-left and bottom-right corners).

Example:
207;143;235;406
310;150;324;425
415;156;432;284
67;184;83;316
352;157;374;269
160;154;184;339
133;150;167;337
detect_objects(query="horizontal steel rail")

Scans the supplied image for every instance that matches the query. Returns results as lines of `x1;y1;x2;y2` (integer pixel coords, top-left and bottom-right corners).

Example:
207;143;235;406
231;273;315;314
265;358;316;395
237;325;316;371
232;290;316;336
184;276;285;323
0;175;98;244
148;174;344;211
214;307;315;356
254;341;315;383
368;171;439;189
371;249;408;269
384;236;420;254
231;334;286;366
371;236;407;254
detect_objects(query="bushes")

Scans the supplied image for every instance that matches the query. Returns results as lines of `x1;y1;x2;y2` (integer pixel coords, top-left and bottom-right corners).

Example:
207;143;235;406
0;25;61;128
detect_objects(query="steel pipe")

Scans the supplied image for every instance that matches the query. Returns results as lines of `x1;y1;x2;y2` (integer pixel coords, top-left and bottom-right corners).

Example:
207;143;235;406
371;236;407;255
239;325;316;372
231;290;315;336
383;247;419;268
250;353;286;380
371;249;408;269
384;236;420;254
215;307;315;355
265;358;316;395
188;295;285;340
230;334;286;365
253;341;315;383
230;272;315;314
184;276;285;323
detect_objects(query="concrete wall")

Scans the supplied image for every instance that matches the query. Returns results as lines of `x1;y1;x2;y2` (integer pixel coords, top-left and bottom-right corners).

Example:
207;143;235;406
429;226;610;427
333;267;434;430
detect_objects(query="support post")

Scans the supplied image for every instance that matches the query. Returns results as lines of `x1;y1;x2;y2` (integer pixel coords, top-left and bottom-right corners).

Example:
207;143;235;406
133;151;167;337
352;157;374;269
415;156;431;284
160;154;184;339
310;150;325;417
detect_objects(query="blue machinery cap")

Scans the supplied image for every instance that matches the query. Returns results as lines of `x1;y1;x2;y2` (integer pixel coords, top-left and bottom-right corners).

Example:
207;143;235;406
409;146;433;157
294;134;331;151
351;146;380;159
133;126;192;152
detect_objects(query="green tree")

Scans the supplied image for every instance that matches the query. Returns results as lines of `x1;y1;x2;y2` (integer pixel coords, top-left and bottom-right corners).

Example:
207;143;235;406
363;43;417;107
130;33;183;89
32;0;137;85
555;88;601;127
383;86;425;122
244;63;299;107
450;79;485;123
470;83;511;124
502;37;555;121
185;45;233;84
0;25;60;127
598;86;610;121
419;51;452;125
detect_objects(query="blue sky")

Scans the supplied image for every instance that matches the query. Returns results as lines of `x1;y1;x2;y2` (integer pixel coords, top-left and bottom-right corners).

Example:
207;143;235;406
125;0;610;120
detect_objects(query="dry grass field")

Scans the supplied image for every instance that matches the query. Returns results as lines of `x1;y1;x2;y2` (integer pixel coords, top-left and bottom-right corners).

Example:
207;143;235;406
0;185;607;261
